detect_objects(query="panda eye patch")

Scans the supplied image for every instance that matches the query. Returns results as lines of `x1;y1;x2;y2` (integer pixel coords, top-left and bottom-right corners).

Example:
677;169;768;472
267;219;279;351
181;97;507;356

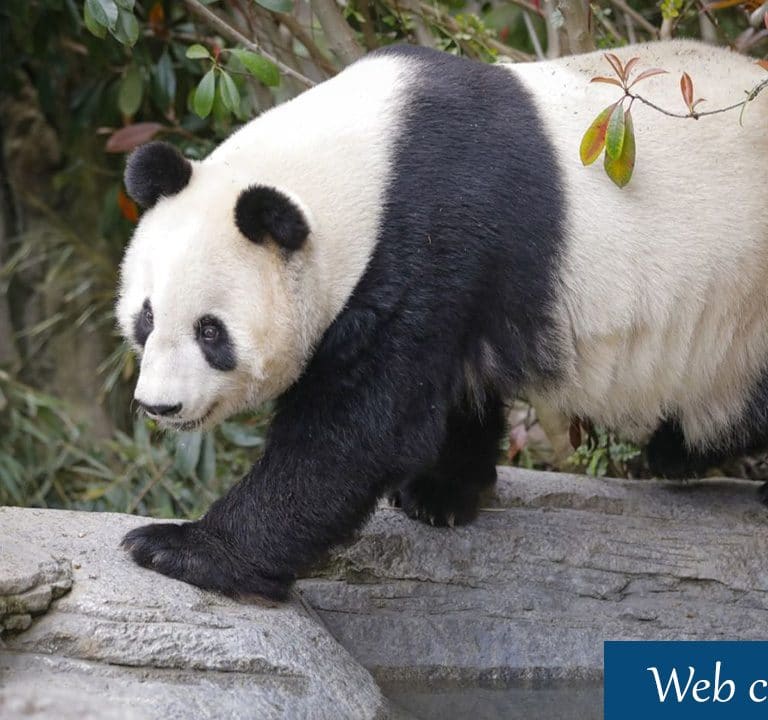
195;315;236;372
133;298;154;347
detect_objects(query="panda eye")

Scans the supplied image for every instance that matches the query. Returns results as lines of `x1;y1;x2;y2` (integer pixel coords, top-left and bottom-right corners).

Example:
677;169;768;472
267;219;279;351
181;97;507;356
144;306;153;326
200;323;219;343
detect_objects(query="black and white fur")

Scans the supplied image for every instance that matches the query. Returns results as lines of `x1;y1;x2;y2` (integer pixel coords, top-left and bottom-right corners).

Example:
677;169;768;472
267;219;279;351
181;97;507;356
118;41;768;600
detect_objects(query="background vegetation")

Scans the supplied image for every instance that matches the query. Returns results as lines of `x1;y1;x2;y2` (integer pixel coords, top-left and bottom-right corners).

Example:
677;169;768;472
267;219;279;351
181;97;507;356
1;0;766;516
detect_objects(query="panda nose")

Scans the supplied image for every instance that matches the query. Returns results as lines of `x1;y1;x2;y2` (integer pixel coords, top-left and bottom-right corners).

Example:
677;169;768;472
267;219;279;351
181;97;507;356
136;401;183;417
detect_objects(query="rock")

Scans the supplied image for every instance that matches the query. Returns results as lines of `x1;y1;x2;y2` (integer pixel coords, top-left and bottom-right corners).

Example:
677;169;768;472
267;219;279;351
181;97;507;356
0;507;394;720
0;540;72;634
3;470;767;720
298;468;768;718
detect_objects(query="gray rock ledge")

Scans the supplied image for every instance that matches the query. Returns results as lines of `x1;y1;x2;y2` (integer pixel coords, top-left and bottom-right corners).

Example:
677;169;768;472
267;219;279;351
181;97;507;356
3;469;767;720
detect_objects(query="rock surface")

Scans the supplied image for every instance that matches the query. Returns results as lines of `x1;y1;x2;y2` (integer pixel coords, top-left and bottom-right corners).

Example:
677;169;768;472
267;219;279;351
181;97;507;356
0;507;392;720
2;469;767;720
299;468;768;718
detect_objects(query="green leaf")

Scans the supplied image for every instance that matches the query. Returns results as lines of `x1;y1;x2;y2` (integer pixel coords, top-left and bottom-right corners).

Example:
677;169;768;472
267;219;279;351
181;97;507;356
231;49;280;87
218;70;240;112
151;50;176;110
174;431;203;479
186;44;211;60
110;7;139;46
604;110;636;188
115;0;135;8
197;432;216;485
83;2;107;37
605;101;626;161
579;103;615;166
118;64;143;116
253;0;294;12
86;0;118;29
220;422;265;448
193;69;216;118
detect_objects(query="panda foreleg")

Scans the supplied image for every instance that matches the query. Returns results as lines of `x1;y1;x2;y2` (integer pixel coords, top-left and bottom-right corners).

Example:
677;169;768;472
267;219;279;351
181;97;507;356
391;394;506;527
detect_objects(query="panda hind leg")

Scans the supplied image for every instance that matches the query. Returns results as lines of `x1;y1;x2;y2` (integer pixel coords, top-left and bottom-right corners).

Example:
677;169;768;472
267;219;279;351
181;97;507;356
391;394;506;527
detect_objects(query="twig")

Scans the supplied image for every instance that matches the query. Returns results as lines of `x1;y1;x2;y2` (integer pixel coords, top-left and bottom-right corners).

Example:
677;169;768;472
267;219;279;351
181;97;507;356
543;0;561;58
523;12;545;60
628;76;768;119
591;3;624;43
356;0;380;51
608;0;659;37
310;0;364;66
624;11;637;43
275;12;338;76
182;0;315;87
418;2;534;61
399;0;436;48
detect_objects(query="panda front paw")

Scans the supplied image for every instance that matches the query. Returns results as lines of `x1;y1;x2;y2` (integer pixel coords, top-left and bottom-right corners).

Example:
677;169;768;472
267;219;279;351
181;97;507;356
121;521;291;602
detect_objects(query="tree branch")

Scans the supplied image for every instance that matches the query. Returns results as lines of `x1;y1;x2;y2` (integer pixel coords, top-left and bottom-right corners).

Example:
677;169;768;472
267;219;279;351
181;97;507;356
557;0;595;53
276;13;338;76
310;0;365;66
398;0;436;48
608;0;658;37
628;75;768;119
418;3;534;62
182;0;316;87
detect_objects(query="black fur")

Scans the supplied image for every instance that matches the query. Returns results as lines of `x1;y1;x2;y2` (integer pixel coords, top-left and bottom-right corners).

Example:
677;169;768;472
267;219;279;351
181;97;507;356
122;48;565;600
125;142;192;208
195;314;236;371
235;185;309;251
133;298;153;347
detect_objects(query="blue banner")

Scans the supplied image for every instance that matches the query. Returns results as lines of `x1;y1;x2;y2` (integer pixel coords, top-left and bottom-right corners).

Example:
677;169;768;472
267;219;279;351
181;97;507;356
605;641;768;719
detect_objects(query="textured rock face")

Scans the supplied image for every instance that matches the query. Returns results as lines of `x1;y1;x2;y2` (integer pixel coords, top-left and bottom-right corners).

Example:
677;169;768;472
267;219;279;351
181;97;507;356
298;468;768;714
2;470;767;720
0;507;389;720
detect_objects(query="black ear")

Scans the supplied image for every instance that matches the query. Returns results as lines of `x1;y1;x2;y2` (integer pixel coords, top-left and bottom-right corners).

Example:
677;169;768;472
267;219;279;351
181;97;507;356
234;186;309;251
124;141;193;208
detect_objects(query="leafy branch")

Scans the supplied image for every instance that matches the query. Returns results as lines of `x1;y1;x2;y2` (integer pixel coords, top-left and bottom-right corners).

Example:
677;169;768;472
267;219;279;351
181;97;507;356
581;53;768;187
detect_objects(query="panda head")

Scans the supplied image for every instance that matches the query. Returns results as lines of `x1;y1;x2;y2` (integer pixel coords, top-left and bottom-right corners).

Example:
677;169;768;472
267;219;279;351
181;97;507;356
116;141;314;430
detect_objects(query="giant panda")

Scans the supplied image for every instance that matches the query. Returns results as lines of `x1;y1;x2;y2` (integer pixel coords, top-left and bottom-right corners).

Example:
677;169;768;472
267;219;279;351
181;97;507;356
118;40;768;600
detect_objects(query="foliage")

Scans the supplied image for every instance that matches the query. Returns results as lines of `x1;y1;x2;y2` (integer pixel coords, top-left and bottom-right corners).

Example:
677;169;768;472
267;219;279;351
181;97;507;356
1;0;767;516
567;423;641;478
0;368;270;516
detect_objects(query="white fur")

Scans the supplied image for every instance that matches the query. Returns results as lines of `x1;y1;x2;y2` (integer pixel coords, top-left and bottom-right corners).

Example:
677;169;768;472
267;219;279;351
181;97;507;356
117;55;416;428
510;41;768;446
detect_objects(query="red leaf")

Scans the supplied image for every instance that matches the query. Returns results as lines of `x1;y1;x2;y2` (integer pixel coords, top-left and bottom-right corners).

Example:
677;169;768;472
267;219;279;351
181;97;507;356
118;189;139;223
579;102;618;166
623;57;640;82
757;59;768;71
628;68;668;88
604;53;625;82
149;2;165;33
680;72;694;110
105;122;164;153
590;76;624;87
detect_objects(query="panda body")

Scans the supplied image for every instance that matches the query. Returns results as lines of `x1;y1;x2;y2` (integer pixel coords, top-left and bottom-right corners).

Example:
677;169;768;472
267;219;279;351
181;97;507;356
119;41;768;599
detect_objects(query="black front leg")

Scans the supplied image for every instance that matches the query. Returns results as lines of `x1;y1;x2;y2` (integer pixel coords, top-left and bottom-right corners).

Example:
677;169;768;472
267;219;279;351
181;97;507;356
122;332;450;600
391;394;506;526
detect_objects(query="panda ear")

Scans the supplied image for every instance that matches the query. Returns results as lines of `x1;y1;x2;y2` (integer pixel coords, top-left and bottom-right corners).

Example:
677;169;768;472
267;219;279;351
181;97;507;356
234;186;309;252
124;141;193;209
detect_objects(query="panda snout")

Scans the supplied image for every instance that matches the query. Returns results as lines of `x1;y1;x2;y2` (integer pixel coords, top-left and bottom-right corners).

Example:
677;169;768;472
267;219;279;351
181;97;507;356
136;401;183;418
